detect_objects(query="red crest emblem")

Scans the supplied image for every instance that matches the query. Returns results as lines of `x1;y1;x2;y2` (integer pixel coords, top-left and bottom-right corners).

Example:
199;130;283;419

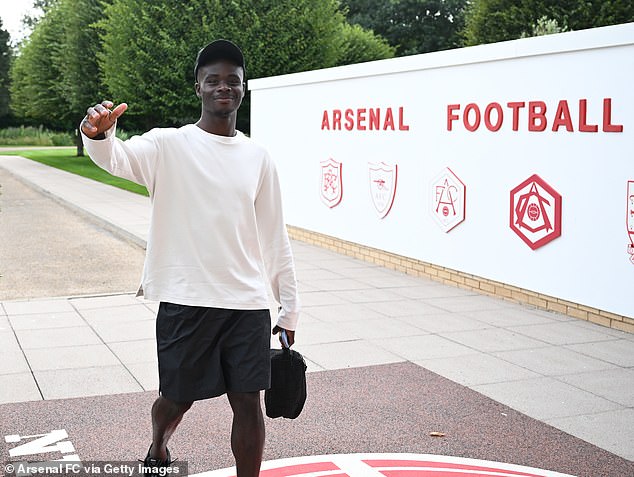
368;162;398;218
510;174;562;250
430;167;466;232
320;158;343;208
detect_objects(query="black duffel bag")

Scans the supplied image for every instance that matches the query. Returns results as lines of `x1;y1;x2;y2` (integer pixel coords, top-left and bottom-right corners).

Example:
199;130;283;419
265;347;307;419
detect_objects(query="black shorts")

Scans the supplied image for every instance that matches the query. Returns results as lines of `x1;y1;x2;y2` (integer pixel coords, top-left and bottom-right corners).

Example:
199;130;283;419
155;302;271;402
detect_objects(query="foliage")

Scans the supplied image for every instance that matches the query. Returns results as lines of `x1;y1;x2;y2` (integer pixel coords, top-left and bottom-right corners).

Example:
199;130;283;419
336;23;396;66
341;0;468;56
20;0;57;30
10;0;107;132
9;2;68;128
98;0;359;130
520;16;568;38
463;0;634;46
7;0;394;133
0;148;149;196
0;19;12;126
56;0;107;125
0;126;73;146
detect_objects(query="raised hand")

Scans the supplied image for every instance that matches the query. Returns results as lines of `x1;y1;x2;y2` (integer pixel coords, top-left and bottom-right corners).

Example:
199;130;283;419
81;100;128;139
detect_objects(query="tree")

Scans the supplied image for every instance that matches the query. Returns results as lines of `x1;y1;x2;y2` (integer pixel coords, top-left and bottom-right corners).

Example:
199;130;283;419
56;0;109;155
98;0;387;131
336;23;396;66
341;0;468;56
10;0;106;138
21;0;58;30
520;16;567;38
463;0;634;46
98;0;251;130
9;0;394;133
10;1;68;128
0;19;12;126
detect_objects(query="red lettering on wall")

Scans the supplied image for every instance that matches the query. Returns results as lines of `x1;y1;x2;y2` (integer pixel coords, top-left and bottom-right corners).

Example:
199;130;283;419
447;104;460;131
552;100;573;132
578;99;598;132
344;109;354;131
321;110;330;130
603;98;623;132
463;103;481;132
357;108;367;130
333;109;342;130
383;109;395;130
528;101;547;132
369;108;381;130
507;102;526;131
398;107;410;131
447;98;622;133
321;107;408;132
484;103;503;131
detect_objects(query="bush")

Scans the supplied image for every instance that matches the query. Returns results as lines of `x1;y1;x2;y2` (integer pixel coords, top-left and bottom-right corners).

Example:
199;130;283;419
0;126;74;146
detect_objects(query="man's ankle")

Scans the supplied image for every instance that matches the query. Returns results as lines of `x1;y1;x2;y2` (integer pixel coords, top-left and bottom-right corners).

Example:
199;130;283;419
149;444;169;461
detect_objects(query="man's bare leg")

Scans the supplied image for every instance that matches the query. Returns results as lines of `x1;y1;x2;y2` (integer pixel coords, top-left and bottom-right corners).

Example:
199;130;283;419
149;396;193;460
227;391;265;477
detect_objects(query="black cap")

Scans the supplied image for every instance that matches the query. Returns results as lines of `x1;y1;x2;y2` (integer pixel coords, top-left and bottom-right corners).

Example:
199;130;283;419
194;39;246;80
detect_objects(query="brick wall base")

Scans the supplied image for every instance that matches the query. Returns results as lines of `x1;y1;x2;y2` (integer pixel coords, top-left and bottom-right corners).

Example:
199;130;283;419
288;225;633;334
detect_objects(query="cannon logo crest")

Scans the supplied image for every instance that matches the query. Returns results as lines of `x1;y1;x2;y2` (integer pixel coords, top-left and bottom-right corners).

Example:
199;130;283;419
510;174;562;250
368;162;398;218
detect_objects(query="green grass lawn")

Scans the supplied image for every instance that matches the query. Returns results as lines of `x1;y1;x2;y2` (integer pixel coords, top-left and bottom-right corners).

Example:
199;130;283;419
0;148;149;196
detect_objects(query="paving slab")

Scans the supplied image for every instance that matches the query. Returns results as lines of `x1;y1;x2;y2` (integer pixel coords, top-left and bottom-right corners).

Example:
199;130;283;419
415;353;541;387
493;345;620;376
508;320;628;344
555;368;634;407
24;344;121;371
298;340;405;370
33;366;143;400
547;408;634;462
14;326;102;350
377;333;478;361
565;339;634;367
443;327;547;352
472;376;623;421
0;373;42;404
8;311;86;330
108;340;158;365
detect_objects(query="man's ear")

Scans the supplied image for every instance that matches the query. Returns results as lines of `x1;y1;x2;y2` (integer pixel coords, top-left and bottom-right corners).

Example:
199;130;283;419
195;82;201;98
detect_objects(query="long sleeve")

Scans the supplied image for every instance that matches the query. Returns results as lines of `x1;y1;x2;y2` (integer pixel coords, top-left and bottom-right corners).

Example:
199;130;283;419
81;123;160;194
255;156;300;330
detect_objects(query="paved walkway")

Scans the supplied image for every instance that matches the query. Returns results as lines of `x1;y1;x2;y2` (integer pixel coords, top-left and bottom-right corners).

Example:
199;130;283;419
0;155;633;463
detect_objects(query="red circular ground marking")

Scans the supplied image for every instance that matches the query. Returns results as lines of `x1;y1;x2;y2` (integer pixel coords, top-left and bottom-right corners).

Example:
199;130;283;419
192;453;576;477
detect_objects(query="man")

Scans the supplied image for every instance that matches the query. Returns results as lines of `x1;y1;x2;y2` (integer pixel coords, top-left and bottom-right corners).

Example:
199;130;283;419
80;40;300;477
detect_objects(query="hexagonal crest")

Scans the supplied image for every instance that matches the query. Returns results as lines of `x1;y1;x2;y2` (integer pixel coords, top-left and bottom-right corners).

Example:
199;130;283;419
430;167;466;232
510;174;562;250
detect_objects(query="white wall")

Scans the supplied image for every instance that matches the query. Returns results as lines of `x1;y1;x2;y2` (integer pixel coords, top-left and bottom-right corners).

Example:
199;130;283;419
249;23;634;319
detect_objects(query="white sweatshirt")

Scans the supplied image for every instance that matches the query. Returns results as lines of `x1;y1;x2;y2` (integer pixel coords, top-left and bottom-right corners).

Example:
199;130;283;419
82;123;300;330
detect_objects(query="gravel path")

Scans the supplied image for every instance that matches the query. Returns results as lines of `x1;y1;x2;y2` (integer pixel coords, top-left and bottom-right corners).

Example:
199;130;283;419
0;168;145;300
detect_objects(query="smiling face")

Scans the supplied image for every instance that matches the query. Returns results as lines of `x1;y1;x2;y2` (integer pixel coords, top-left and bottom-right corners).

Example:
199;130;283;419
195;60;245;119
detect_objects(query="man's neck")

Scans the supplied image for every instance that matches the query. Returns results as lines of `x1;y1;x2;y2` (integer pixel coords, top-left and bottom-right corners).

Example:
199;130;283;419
195;115;237;137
